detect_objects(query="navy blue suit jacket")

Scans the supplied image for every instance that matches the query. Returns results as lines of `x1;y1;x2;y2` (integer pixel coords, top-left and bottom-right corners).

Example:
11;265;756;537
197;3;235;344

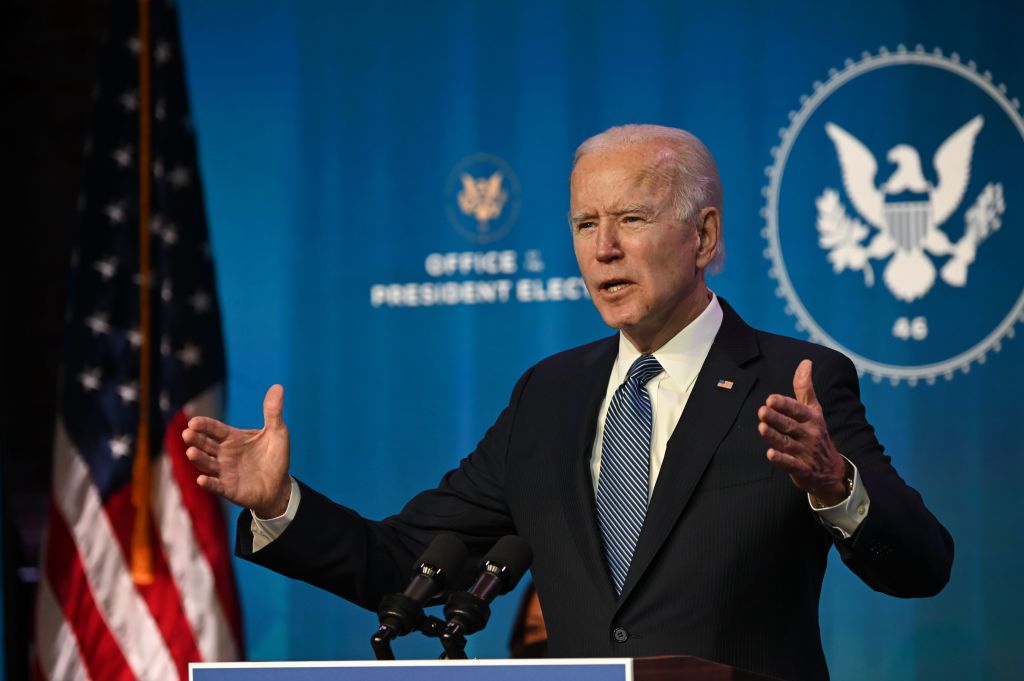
238;300;953;681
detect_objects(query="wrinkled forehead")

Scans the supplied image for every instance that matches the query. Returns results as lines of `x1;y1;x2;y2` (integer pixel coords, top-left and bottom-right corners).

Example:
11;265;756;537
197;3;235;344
570;143;679;206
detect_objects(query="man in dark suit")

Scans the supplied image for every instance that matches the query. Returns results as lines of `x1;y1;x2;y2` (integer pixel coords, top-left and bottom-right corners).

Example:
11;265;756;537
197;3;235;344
183;125;952;681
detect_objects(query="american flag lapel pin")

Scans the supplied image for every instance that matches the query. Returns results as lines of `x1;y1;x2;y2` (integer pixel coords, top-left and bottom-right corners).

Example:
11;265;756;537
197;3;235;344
716;379;734;390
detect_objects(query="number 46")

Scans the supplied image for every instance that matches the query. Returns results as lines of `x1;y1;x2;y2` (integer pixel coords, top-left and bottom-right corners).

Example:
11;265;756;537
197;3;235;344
892;316;928;341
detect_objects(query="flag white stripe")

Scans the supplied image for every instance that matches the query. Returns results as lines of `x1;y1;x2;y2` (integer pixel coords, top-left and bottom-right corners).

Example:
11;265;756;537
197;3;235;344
183;385;222;421
54;421;178;681
152;450;239;661
34;538;91;681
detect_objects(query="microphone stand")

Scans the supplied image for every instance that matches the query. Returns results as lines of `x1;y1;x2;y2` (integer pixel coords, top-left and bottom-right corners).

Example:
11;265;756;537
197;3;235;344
439;625;469;659
371;613;449;660
439;589;491;659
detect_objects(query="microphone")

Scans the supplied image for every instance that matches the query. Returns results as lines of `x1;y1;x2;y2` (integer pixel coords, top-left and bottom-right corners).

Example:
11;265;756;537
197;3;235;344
441;535;533;658
371;534;468;660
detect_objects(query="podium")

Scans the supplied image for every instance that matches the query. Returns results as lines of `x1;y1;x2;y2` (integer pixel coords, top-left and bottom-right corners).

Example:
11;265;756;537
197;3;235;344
190;656;781;680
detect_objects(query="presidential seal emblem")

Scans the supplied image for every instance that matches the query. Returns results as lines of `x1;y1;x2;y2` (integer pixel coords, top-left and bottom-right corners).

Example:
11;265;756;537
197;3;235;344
762;46;1024;385
445;153;521;244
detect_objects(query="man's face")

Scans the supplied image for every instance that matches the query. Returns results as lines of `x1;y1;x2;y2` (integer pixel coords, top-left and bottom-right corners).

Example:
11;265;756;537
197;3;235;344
570;142;715;353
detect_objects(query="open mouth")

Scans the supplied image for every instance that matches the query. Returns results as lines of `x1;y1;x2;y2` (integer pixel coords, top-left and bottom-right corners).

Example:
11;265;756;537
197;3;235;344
600;279;632;293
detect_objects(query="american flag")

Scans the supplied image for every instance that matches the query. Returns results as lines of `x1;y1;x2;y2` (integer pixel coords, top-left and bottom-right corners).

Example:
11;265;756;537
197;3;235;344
33;1;243;679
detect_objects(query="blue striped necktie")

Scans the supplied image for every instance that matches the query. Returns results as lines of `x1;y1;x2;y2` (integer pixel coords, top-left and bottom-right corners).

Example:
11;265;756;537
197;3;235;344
596;354;663;596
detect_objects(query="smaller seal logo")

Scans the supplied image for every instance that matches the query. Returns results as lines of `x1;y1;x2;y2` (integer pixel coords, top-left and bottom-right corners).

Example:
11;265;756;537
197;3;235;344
445;153;521;244
458;170;508;232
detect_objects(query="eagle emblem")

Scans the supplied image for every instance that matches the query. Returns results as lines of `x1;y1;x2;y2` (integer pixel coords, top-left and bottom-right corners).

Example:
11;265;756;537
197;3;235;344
457;171;508;234
818;115;1005;301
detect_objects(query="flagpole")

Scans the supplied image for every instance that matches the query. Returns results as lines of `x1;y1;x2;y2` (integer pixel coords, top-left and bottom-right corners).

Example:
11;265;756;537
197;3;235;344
131;0;154;586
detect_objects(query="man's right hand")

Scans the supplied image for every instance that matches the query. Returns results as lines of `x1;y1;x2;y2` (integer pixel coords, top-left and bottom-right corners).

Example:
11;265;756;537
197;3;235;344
182;384;292;518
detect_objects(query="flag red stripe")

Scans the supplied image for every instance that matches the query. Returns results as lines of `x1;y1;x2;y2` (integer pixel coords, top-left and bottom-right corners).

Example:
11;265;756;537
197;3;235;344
104;484;202;679
45;500;136;681
165;409;245;647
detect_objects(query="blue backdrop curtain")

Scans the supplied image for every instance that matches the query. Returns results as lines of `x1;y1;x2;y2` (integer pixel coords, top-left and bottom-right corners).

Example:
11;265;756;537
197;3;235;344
178;1;1024;678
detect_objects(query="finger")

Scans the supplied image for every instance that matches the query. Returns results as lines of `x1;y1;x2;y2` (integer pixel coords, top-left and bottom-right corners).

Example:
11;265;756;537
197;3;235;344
181;428;221;456
793;359;819;408
766;448;810;476
185;446;221;476
196;474;225;496
186;415;230;441
758;421;805;457
263;384;285;430
764;394;814;422
758;405;802;438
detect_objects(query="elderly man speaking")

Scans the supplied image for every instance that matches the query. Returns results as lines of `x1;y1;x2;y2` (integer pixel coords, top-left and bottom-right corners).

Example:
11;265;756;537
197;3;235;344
184;125;952;681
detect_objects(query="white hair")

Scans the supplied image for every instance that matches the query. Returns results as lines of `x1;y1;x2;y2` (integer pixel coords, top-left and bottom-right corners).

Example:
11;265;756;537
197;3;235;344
573;124;725;269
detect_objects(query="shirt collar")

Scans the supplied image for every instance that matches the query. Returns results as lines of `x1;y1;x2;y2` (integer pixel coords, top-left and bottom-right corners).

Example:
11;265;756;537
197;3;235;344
613;293;724;389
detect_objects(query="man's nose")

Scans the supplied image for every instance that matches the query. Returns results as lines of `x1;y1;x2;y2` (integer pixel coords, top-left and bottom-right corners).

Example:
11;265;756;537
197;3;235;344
595;222;623;263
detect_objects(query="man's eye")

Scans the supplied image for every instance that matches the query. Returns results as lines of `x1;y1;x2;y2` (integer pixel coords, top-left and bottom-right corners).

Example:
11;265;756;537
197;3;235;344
622;215;644;223
576;222;596;231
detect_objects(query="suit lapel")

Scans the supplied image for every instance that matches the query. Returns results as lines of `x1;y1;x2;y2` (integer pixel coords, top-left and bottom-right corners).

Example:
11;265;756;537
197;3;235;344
555;335;619;606
616;301;760;607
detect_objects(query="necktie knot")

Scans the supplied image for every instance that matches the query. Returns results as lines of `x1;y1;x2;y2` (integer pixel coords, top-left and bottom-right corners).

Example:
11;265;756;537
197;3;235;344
626;355;663;388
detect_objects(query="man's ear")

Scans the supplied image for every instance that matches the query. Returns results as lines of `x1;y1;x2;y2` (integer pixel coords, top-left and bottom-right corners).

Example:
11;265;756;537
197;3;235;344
695;206;721;269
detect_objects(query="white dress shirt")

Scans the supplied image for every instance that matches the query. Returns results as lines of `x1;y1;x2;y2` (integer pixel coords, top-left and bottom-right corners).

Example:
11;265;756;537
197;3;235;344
589;294;868;538
589;292;724;500
252;294;869;549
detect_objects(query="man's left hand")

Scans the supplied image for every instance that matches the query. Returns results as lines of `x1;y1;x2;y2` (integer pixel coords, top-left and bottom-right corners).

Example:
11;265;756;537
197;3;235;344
758;359;851;506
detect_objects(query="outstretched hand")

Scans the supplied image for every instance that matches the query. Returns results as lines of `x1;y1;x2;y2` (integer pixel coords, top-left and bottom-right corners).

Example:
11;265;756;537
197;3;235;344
758;360;850;506
182;384;292;518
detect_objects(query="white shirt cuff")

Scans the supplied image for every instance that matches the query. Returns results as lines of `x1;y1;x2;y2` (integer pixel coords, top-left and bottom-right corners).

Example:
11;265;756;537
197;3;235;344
808;458;869;539
250;477;301;552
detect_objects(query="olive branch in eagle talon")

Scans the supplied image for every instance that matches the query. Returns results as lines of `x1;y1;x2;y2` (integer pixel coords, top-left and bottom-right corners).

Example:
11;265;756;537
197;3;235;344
816;188;878;287
815;115;1005;302
945;182;1004;287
